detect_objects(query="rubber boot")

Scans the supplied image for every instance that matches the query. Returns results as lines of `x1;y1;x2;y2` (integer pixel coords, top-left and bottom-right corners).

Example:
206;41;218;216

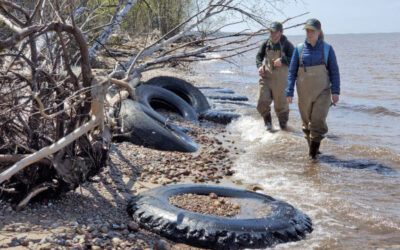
279;121;287;130
263;113;272;131
309;141;321;159
306;138;322;154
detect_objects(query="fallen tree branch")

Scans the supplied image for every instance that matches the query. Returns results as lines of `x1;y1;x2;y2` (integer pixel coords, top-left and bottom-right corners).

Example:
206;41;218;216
0;115;101;185
16;183;55;211
0;154;51;165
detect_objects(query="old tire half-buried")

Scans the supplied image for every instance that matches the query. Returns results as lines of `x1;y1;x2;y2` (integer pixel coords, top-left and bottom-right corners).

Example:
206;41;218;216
144;76;210;114
115;100;198;152
199;110;241;125
127;184;312;249
135;84;198;122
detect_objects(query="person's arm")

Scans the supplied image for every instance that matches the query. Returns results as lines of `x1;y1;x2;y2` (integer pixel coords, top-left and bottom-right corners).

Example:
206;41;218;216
285;47;299;99
256;40;267;69
327;46;340;103
281;41;294;65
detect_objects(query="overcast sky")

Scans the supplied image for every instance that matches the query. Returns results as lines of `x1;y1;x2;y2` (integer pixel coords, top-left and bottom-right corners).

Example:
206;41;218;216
224;0;400;35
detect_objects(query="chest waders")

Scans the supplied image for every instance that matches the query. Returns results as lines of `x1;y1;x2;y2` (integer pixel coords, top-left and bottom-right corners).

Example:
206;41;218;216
296;43;331;151
257;42;289;128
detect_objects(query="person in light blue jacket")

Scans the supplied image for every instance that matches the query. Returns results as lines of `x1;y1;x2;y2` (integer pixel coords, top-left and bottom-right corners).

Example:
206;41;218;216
286;18;340;159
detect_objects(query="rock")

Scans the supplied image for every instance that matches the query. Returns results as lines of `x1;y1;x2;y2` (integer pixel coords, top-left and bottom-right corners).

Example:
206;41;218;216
127;221;139;232
16;236;26;241
94;219;103;224
70;221;79;227
154;239;169;250
233;203;241;209
72;235;85;244
128;234;136;241
235;179;243;185
39;243;52;250
87;224;95;232
100;225;109;233
9;238;19;247
40;237;51;244
112;237;121;245
246;184;264;192
209;193;218;199
92;241;102;250
228;211;237;217
224;170;234;176
65;240;72;246
16;225;26;232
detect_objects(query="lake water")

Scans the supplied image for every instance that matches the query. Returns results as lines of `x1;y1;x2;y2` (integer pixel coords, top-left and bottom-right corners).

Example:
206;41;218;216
195;33;400;249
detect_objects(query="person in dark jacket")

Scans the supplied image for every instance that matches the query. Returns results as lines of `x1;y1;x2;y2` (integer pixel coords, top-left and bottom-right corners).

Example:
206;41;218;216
256;22;294;130
286;18;340;159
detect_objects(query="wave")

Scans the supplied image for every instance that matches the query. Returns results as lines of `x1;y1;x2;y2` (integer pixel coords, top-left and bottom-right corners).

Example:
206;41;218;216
339;104;400;117
219;70;236;74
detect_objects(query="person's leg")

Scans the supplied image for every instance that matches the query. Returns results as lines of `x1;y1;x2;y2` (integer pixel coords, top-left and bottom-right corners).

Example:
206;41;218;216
257;78;273;130
309;93;331;158
271;69;290;129
272;87;289;129
298;98;312;135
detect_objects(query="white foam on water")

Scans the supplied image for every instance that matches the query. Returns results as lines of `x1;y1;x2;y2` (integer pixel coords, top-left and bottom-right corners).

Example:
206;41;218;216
219;70;236;74
225;116;352;249
198;52;224;64
226;116;280;144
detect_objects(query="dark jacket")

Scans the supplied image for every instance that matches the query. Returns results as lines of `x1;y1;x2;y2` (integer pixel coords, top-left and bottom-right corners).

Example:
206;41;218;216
255;35;294;68
286;39;340;97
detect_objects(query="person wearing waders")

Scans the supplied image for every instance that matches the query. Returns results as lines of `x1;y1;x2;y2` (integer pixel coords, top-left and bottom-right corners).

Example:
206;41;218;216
286;18;340;159
256;22;294;130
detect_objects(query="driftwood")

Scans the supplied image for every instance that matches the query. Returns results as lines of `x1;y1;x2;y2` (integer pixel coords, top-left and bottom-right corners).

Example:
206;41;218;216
0;0;305;208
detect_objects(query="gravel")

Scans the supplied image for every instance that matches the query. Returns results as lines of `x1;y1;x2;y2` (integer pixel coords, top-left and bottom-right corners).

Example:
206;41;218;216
169;193;241;217
0;117;243;249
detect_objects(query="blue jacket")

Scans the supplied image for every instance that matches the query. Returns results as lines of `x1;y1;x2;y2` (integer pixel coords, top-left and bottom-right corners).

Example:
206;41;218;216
286;39;340;97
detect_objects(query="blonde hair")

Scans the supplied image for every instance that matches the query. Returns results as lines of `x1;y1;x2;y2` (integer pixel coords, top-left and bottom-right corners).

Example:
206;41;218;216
319;30;324;41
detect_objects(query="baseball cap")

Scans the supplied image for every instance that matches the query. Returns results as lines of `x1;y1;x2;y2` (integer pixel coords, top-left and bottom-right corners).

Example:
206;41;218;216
269;22;283;32
304;18;321;30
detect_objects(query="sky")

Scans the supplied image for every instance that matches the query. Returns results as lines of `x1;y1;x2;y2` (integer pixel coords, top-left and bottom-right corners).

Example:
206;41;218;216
224;0;400;35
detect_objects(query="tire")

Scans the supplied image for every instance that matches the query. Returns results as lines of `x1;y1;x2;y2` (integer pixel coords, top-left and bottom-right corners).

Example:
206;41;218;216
213;100;256;108
115;100;198;152
135;84;198;122
205;94;249;101
144;76;210;113
127;184;312;249
197;87;235;94
200;110;241;124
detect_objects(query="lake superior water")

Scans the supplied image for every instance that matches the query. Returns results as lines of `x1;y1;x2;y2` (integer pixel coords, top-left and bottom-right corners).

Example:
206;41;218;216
195;33;400;249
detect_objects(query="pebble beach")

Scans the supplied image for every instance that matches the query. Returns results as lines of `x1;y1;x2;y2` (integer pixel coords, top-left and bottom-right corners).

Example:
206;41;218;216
0;66;250;250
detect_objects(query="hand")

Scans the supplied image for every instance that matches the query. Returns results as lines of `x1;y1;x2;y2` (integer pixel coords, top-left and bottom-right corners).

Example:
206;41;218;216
273;58;282;67
332;94;339;104
287;96;293;104
258;66;265;77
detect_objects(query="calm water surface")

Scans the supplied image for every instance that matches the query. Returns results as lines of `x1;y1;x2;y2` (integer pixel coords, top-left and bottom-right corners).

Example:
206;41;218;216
195;33;400;249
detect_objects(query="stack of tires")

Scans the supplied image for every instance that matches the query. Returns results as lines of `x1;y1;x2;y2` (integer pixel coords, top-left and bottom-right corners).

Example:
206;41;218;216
112;76;247;152
112;76;208;152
